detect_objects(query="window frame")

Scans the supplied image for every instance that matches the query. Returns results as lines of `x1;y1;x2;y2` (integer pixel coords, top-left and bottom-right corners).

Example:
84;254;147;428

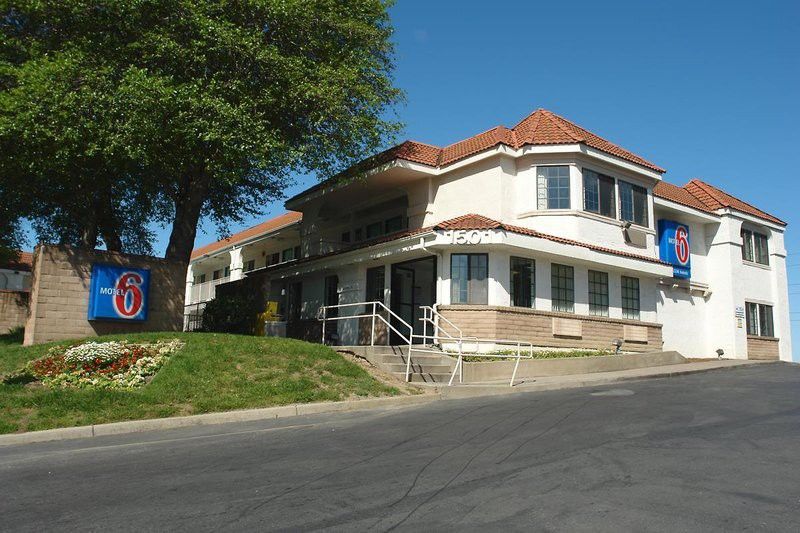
384;215;405;234
550;263;575;313
243;259;255;272
450;253;489;305
366;221;383;239
583;169;617;219
510;256;536;308
746;302;775;337
741;228;769;265
588;270;609;317
537;165;571;210
621;276;640;320
618;180;649;227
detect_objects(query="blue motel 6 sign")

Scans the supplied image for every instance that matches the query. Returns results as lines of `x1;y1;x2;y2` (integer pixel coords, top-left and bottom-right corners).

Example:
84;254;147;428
88;264;151;321
658;220;691;279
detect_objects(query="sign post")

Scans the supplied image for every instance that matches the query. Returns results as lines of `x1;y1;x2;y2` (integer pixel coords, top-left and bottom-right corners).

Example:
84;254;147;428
87;264;151;321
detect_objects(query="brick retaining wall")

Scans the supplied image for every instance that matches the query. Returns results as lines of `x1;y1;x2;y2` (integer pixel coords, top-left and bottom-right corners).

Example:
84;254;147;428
438;305;663;352
24;245;186;345
746;336;779;360
0;290;28;334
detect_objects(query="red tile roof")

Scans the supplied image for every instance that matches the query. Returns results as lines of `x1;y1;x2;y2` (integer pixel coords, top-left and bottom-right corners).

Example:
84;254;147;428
190;211;302;260
383;109;665;172
654;179;785;226
0;251;33;271
434;215;669;266
683;179;786;226
263;214;669;271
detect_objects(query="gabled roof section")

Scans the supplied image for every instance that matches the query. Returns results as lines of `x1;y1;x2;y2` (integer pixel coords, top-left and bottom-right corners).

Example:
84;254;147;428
190;211;302;260
653;179;785;226
419;108;664;172
683;179;786;226
512;109;665;172
434;214;669;266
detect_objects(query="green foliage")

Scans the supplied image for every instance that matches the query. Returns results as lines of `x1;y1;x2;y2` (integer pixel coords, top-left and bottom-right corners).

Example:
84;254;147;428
200;292;262;335
0;331;398;434
0;1;403;259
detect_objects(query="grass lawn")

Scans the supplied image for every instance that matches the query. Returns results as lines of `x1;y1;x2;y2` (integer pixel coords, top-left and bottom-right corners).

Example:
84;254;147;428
0;331;400;434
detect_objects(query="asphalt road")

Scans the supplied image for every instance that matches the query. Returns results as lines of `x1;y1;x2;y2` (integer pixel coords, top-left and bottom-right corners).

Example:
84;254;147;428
2;363;799;532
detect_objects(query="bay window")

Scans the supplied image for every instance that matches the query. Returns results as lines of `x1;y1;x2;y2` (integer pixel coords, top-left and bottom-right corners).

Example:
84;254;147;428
537;165;570;210
619;181;649;227
450;254;488;304
583;169;616;219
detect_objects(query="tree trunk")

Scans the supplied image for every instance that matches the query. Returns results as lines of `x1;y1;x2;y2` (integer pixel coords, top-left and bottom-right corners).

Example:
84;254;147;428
80;218;98;249
101;226;123;252
165;170;210;264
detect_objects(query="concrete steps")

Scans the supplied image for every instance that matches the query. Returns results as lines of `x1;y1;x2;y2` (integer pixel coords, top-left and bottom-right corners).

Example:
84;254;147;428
336;345;455;383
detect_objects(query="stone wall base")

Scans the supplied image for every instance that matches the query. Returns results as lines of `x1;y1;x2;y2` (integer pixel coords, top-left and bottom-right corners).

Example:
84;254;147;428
438;305;663;353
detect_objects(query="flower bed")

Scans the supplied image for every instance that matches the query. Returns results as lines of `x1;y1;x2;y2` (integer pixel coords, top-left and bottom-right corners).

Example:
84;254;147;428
6;339;184;389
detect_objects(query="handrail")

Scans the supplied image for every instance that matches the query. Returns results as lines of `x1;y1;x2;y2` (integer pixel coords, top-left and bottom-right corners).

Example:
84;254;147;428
317;301;416;381
317;301;536;386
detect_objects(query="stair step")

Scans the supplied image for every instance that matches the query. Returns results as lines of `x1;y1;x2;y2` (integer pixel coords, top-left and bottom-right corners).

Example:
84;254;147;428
401;372;453;383
382;363;454;374
374;354;450;365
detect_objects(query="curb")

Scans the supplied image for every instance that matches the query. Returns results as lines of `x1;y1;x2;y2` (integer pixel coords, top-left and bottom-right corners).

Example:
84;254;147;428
0;393;440;447
0;361;773;447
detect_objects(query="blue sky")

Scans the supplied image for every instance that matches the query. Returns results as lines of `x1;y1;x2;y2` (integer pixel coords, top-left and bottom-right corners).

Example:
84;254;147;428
20;1;800;358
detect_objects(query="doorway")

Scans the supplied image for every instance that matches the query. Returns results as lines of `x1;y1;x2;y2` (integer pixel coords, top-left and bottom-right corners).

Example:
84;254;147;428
390;257;436;344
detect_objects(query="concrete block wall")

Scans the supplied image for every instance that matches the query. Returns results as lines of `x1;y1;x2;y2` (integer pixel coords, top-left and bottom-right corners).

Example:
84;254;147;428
438;305;663;353
0;290;29;334
24;245;186;345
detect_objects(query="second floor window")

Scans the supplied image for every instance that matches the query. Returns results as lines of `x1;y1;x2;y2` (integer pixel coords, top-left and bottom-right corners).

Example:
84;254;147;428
741;229;769;265
619;181;648;227
621;276;640;320
583;169;616;219
366;221;383;239
451;253;488;304
551;263;574;313
588;270;609;316
510;257;535;308
385;216;405;234
243;260;255;272
537;165;570;210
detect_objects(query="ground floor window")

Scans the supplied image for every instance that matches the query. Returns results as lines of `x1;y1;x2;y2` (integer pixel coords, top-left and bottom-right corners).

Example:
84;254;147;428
366;266;385;304
746;302;774;337
551;263;574;313
588;270;609;316
510;257;535;308
621;276;640;320
451;253;488;304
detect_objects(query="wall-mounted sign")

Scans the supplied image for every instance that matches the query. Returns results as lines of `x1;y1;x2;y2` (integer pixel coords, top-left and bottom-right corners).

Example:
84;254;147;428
88;264;150;321
657;220;691;279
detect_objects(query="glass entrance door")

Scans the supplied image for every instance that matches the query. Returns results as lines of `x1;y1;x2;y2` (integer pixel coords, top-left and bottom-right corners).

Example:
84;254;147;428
390;257;436;344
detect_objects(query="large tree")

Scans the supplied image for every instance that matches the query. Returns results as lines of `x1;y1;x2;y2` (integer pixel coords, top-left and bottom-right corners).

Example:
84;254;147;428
0;0;402;262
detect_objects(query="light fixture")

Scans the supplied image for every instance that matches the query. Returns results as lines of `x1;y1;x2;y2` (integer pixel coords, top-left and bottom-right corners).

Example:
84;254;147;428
716;348;724;359
612;338;623;355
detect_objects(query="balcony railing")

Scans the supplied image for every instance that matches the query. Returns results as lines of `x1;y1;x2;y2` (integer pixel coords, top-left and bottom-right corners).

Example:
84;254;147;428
188;276;230;305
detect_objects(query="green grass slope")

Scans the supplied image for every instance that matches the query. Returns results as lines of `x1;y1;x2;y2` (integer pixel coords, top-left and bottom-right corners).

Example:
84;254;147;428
0;331;399;434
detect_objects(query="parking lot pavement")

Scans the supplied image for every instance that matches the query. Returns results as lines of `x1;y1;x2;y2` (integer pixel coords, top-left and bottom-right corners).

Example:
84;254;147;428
1;363;799;532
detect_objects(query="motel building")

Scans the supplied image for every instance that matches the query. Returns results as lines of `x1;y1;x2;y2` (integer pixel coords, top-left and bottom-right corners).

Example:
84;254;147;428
185;108;793;362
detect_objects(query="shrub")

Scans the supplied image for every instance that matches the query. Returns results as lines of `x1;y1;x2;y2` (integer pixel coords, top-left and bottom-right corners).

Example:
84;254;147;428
200;292;262;335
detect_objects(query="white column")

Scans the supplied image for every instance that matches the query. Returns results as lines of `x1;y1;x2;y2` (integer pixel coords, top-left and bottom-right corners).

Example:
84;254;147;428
185;263;195;305
229;247;244;281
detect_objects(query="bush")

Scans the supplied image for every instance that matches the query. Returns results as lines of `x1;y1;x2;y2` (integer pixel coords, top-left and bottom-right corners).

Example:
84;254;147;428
200;292;262;335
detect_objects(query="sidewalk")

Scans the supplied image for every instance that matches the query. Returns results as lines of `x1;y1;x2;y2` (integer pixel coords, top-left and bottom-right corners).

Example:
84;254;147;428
0;358;774;446
439;358;770;399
